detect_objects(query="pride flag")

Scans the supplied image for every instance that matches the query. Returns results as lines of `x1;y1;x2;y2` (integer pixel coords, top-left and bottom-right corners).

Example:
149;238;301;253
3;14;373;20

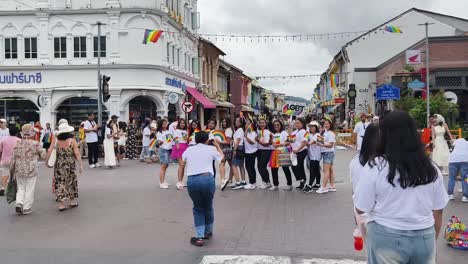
149;138;157;149
212;130;226;142
44;133;52;143
330;74;339;88
143;29;164;44
384;26;403;33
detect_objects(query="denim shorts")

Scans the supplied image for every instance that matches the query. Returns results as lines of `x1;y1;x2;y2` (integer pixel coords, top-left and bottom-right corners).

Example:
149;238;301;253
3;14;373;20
321;151;335;164
158;148;171;165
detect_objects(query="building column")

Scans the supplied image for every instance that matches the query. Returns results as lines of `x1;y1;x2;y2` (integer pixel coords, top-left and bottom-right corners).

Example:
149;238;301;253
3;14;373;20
107;11;120;61
37;13;50;61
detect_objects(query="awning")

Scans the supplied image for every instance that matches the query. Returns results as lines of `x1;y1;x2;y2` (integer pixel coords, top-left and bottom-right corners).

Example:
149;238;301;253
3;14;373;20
241;105;255;112
186;88;216;109
209;99;235;108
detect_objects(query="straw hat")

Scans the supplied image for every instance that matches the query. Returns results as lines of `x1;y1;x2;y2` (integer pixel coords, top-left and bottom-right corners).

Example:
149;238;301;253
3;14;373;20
308;121;321;128
21;124;36;138
58;119;69;125
57;123;75;135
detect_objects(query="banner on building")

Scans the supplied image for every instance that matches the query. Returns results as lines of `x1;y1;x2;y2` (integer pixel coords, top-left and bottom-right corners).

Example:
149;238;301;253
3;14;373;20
406;50;421;65
282;104;305;116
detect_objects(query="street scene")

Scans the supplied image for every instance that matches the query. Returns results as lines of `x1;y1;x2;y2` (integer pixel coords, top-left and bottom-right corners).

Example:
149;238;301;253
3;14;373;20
1;0;468;264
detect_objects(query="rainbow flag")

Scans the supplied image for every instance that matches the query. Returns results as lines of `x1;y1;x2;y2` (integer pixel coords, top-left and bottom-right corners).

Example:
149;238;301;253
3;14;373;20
149;138;157;149
165;134;173;143
385;26;402;33
212;130;226;142
44;133;52;143
246;124;254;133
273;135;281;145
287;134;296;143
330;74;339;88
258;129;264;139
143;29;164;44
304;132;310;141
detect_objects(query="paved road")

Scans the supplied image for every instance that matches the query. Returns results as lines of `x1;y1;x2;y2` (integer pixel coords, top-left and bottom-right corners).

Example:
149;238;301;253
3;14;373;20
0;150;466;264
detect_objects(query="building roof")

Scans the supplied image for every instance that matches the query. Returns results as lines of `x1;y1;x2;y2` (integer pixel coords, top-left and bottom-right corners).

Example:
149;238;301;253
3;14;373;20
219;59;243;73
199;37;226;56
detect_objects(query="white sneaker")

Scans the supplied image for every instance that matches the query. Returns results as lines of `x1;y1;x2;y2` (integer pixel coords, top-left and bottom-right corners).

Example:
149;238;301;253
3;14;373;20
458;188;463;193
89;164;95;169
265;182;272;188
164;182;171;186
221;179;230;191
257;182;268;189
328;186;337;192
282;185;293;191
159;183;169;189
462;196;468;203
316;187;329;194
176;182;184;190
269;186;279;191
243;183;256;190
448;194;454;200
94;163;101;168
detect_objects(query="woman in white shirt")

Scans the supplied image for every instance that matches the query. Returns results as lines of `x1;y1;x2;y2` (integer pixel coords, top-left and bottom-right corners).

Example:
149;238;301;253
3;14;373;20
255;118;273;189
182;131;223;247
303;121;322;193
188;120;201;146
354;110;448;264
242;119;258;190
171;119;189;190
447;136;468;202
103;119;117;168
316;120;336;194
156;119;174;189
270;119;292;190
289;118;308;190
231;116;247;190
139;120;151;162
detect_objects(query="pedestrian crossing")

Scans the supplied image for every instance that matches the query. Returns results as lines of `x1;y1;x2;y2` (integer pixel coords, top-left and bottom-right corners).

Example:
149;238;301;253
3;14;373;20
200;255;366;264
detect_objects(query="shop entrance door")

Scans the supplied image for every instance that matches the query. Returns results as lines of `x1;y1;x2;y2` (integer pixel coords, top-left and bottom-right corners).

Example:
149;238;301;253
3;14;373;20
129;96;157;123
56;97;108;127
0;97;39;126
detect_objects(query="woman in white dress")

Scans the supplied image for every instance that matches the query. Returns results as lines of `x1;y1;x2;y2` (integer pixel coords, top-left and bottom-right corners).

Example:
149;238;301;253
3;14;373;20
104;119;117;168
432;114;452;174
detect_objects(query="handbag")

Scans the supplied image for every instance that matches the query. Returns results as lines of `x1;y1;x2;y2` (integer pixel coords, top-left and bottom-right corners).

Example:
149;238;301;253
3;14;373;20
6;174;17;204
47;141;57;168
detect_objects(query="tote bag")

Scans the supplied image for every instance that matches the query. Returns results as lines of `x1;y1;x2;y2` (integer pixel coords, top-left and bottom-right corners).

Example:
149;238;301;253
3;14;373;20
46;141;57;168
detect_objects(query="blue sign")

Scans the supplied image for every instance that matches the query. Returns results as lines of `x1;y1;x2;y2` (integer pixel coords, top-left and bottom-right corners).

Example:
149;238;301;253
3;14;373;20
408;79;425;90
165;77;186;91
376;84;400;100
0;72;42;84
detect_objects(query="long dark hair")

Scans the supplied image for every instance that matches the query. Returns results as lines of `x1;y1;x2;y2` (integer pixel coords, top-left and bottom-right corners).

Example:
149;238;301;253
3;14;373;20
272;119;284;133
176;118;187;130
222;117;232;130
189;120;201;137
370;110;437;188
235;116;246;131
359;123;379;166
156;119;167;133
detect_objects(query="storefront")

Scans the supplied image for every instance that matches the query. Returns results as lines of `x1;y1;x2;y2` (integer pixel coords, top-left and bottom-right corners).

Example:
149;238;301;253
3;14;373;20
0;68;195;127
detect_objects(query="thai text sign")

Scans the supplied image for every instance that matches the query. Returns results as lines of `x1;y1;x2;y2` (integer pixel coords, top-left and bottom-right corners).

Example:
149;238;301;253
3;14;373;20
0;72;42;84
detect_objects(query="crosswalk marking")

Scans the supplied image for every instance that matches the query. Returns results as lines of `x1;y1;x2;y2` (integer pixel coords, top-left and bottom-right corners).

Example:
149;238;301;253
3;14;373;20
200;255;366;264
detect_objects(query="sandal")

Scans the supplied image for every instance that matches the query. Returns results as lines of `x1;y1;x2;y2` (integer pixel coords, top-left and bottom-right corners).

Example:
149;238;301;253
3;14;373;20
69;203;79;209
59;207;67;212
190;237;204;247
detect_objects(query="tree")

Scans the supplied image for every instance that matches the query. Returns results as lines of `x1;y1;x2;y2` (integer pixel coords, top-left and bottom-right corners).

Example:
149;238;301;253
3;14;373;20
394;91;459;128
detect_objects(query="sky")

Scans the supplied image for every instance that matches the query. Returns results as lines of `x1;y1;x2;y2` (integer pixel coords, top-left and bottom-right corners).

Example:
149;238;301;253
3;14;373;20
198;0;468;100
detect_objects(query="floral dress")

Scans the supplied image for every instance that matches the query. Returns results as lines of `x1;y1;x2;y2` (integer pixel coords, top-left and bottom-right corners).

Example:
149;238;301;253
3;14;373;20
126;124;137;159
54;143;78;202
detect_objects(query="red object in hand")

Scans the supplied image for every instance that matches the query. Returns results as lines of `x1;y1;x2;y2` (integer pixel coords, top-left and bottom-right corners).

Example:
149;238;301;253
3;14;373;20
354;236;364;251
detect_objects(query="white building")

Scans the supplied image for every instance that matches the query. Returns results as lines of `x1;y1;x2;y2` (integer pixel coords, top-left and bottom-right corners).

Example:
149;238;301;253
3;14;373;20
320;8;468;115
0;0;200;127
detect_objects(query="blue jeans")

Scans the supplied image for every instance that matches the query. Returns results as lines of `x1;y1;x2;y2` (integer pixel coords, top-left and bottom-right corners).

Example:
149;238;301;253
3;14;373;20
187;173;216;239
448;162;468;197
140;146;150;160
366;222;436;264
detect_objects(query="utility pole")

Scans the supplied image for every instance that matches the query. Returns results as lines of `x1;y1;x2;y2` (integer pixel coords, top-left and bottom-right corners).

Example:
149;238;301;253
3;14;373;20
418;22;434;126
96;22;104;127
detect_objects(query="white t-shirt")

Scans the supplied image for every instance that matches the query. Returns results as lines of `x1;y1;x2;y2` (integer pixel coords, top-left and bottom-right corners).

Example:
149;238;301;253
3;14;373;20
290;129;308;152
183;143;222;176
174;129;188;144
0;128;10;139
272;131;288;146
233;128;244;147
257;129;273;150
349;155;363;194
142;127;151;147
449;138;468;163
244;131;258;154
353;122;369;151
157;130;174;150
84;120;98;143
222;128;233;144
308;133;322;161
354;159;449;230
169;121;177;135
321;130;336;153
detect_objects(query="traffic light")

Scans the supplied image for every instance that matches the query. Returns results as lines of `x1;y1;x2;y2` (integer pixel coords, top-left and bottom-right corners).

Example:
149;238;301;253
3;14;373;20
348;83;356;110
102;75;111;102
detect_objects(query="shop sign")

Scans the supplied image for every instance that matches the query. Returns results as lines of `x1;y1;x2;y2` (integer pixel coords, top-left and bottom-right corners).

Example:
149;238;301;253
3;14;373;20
334;98;345;104
0;72;42;84
165;77;187;91
376;84;400;100
406;50;421;65
282;104;305;116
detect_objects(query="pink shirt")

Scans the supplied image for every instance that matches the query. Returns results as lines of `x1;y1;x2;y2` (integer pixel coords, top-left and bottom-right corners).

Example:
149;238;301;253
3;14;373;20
0;136;19;166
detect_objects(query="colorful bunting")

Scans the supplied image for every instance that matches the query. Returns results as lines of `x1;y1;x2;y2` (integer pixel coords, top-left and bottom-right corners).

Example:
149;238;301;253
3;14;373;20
385;26;403;33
